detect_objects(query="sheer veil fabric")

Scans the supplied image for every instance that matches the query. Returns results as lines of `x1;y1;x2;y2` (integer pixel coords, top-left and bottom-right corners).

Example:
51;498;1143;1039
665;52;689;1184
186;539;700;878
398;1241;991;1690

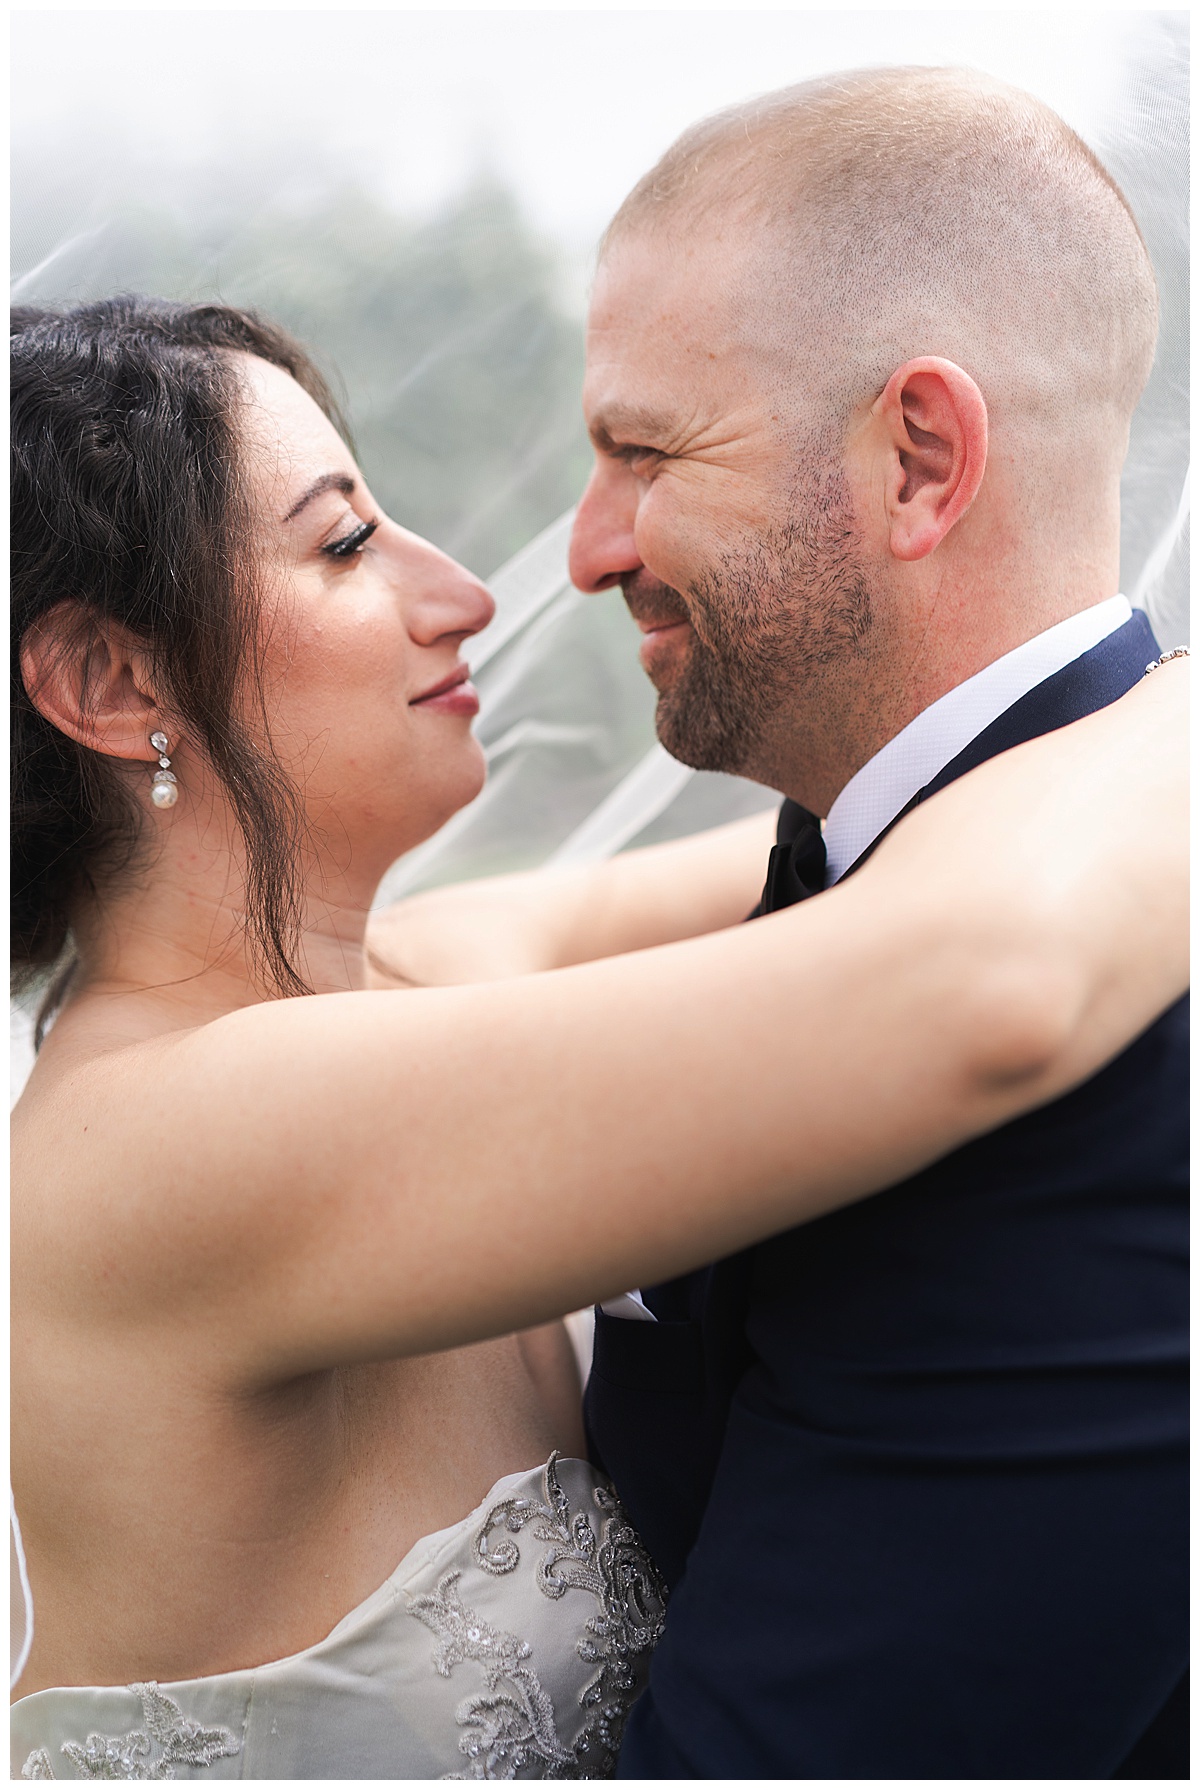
8;23;1188;1066
9;13;1188;1753
374;20;1188;907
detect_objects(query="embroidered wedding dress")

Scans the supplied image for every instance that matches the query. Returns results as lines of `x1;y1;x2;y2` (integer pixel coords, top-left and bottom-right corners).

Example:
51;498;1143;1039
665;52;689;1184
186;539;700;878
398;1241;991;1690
8;21;1186;1779
11;1456;666;1781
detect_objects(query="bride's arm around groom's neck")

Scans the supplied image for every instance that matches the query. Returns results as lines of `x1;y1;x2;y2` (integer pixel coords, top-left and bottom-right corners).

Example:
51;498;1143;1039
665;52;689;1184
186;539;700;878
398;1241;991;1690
366;808;778;987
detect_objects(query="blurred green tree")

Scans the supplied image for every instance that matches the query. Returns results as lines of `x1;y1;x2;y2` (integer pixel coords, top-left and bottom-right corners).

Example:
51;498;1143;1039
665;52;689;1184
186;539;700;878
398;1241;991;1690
11;165;591;578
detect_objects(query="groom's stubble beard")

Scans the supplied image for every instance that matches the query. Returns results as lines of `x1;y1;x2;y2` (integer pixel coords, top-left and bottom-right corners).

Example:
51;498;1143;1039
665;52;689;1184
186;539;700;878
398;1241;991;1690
626;464;876;783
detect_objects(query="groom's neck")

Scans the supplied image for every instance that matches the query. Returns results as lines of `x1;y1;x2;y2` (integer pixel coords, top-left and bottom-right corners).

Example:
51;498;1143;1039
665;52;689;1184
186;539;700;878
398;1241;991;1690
765;566;1119;817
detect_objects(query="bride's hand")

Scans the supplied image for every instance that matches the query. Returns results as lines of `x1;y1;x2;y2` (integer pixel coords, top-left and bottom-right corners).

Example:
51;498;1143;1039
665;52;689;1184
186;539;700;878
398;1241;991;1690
365;809;778;988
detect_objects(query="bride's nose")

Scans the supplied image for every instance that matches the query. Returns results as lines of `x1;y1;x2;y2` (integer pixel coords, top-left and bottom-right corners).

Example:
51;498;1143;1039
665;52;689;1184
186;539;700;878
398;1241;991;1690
403;536;496;644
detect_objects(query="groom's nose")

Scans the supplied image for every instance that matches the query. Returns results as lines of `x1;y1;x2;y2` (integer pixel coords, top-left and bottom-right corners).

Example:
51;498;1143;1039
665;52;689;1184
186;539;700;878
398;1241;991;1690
569;459;643;594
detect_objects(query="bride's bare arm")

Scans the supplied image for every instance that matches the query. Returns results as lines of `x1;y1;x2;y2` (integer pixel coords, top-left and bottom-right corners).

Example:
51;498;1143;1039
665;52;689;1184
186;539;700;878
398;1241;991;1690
364;808;779;986
33;663;1187;1379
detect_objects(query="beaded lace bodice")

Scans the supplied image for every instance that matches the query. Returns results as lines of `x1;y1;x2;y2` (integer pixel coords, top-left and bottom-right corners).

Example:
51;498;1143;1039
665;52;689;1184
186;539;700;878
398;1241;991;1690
11;1455;666;1781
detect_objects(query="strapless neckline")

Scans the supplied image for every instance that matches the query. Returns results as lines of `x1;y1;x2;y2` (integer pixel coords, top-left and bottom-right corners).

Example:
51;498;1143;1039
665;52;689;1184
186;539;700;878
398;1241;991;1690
17;1458;571;1698
320;1457;560;1642
13;1454;668;1781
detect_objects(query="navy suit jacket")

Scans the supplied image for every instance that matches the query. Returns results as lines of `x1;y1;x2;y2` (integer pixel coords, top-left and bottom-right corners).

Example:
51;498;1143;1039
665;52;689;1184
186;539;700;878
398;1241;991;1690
585;611;1189;1778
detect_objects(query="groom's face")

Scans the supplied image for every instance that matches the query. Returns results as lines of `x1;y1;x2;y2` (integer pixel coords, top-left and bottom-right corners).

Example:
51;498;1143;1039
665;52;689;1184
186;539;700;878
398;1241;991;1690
570;230;874;790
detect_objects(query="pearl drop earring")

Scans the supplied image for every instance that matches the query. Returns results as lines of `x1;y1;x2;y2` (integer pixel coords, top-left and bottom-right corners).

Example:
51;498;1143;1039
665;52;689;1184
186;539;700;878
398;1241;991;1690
149;731;178;809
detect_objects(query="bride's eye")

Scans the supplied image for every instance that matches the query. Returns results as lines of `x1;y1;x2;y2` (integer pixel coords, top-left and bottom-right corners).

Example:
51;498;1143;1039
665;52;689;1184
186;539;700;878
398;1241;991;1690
322;518;379;560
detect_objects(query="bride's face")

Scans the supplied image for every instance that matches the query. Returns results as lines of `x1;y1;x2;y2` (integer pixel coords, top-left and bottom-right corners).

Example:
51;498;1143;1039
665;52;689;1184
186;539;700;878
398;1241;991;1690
235;355;495;875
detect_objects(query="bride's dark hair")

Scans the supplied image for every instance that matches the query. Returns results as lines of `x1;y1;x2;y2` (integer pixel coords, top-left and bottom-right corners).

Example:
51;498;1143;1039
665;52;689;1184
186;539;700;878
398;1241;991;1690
11;296;350;1026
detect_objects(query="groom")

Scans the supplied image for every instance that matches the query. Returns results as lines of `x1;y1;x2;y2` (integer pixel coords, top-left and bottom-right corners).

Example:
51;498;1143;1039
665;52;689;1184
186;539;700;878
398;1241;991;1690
570;70;1188;1778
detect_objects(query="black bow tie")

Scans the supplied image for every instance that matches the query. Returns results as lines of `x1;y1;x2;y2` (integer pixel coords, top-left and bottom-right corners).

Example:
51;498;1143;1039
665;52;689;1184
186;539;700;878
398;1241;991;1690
758;800;827;913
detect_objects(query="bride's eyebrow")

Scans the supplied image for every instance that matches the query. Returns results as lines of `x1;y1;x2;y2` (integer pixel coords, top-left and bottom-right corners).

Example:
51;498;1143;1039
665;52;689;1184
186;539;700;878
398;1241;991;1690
282;472;356;523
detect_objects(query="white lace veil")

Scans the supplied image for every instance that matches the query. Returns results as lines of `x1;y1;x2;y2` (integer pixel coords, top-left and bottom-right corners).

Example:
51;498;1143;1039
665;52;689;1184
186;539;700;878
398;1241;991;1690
9;20;1189;1688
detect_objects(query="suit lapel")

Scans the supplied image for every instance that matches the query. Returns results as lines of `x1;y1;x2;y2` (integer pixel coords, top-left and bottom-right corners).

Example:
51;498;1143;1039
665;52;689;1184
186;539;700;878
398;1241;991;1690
840;610;1160;881
642;612;1161;1386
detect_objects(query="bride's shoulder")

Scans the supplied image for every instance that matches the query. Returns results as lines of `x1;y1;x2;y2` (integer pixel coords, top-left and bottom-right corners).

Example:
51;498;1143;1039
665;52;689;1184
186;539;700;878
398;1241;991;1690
13;1000;220;1152
9;980;434;1337
10;997;304;1310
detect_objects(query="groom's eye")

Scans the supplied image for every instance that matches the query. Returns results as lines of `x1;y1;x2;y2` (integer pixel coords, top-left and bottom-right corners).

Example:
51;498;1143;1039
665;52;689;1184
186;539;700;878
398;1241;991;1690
620;447;664;475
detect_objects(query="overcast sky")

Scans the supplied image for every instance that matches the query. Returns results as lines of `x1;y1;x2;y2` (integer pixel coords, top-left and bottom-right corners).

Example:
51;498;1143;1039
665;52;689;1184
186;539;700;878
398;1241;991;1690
12;8;1165;247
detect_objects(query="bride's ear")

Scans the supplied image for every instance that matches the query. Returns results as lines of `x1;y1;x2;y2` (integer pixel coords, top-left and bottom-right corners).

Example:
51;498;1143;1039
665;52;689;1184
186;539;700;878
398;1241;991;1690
20;601;168;764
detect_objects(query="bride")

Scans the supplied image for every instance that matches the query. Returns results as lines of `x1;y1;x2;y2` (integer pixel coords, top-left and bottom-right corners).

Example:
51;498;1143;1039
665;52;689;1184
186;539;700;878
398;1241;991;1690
10;298;1187;1780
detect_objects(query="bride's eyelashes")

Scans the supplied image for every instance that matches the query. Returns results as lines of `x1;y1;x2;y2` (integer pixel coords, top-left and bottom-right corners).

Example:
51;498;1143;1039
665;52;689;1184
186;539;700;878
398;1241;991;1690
322;517;380;560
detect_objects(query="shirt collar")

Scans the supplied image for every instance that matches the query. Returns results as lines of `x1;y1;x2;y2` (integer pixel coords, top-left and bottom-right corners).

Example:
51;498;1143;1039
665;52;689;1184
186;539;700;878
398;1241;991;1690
822;595;1133;884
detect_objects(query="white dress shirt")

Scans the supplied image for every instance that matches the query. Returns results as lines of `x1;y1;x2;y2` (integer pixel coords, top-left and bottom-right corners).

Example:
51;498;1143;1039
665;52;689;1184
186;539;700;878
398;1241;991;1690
601;594;1133;1324
822;595;1132;883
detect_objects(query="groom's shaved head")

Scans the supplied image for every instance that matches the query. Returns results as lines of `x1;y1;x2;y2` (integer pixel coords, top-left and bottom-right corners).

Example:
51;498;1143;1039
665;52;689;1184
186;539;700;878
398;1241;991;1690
575;68;1159;808
604;67;1157;442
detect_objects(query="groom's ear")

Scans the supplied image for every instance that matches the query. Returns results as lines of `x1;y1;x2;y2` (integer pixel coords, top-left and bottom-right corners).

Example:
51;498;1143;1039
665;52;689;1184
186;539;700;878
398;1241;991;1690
871;358;988;562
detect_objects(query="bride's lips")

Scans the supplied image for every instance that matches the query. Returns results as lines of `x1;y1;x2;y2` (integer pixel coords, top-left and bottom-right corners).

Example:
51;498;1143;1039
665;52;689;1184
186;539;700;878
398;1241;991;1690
410;664;480;718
